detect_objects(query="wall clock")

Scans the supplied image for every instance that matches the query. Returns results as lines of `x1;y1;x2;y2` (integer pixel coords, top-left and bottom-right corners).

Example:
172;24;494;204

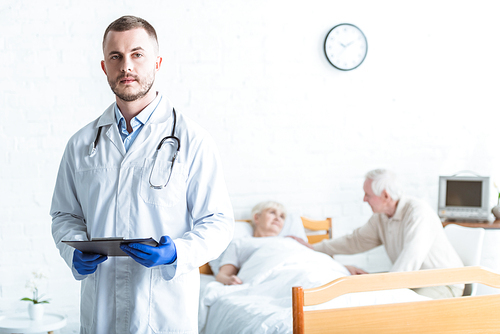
324;23;368;71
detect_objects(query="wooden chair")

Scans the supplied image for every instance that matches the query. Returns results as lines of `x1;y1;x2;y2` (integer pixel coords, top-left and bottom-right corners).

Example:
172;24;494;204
301;217;332;244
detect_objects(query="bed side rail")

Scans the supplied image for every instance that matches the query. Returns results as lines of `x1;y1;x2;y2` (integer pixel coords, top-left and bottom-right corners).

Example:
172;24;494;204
292;266;500;334
303;266;500;306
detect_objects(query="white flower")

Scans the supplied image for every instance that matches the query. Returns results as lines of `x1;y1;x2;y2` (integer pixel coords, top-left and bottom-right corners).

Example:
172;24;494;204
22;269;50;304
32;270;48;280
25;278;37;292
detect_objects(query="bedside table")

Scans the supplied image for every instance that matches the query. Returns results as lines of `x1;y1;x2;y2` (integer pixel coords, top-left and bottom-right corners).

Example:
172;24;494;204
0;313;66;334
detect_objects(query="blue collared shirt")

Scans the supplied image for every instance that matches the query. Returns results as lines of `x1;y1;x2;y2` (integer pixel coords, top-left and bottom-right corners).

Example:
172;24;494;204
114;94;162;152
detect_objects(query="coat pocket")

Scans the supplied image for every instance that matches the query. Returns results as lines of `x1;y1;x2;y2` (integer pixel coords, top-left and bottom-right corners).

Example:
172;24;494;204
149;269;199;333
140;158;187;208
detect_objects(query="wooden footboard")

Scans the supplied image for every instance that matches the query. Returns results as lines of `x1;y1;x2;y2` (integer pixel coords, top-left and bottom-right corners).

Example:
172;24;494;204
293;266;500;334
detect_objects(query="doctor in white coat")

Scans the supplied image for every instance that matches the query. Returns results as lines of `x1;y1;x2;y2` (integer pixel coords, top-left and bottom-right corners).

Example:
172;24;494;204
50;16;234;334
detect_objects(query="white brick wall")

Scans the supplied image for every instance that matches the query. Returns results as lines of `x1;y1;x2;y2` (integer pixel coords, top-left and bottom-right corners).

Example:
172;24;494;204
1;1;500;332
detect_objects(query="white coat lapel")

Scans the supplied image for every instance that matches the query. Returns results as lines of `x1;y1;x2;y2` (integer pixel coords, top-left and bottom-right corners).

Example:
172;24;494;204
97;104;126;157
127;123;152;155
105;125;126;157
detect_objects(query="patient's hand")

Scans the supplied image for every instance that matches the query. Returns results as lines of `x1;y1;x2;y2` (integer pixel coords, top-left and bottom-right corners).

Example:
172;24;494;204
216;274;243;285
344;265;368;275
286;235;314;250
224;275;243;285
216;264;243;285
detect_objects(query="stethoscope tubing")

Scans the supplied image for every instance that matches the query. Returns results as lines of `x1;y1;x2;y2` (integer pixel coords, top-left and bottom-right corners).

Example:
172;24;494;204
89;108;180;156
88;108;181;190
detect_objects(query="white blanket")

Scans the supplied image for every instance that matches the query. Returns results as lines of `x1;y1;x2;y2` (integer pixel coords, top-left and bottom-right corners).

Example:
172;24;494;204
199;238;429;334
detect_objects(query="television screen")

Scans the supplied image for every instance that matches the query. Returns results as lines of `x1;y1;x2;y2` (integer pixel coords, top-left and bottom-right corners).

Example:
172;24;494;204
445;180;482;207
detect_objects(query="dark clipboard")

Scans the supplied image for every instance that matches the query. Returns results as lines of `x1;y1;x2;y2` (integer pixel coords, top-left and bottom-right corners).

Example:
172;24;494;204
62;237;158;256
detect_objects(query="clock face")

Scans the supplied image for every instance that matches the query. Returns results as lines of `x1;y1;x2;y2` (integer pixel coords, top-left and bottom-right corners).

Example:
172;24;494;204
324;23;368;71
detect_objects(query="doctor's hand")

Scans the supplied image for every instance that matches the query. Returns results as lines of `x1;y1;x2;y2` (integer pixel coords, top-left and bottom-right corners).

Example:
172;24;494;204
73;249;108;275
120;235;177;268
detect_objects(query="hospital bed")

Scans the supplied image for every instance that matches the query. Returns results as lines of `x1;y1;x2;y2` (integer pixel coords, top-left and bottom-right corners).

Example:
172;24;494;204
292;266;500;333
198;215;428;334
199;217;500;333
198;216;343;333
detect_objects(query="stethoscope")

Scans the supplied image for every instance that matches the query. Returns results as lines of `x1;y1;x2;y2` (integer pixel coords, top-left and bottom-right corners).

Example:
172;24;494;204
88;108;181;190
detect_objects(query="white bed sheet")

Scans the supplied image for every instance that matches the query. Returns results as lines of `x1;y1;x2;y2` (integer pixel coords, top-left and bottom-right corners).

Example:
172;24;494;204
199;237;429;334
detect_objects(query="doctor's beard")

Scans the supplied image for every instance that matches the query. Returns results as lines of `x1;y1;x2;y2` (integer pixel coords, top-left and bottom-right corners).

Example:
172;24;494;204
108;71;155;102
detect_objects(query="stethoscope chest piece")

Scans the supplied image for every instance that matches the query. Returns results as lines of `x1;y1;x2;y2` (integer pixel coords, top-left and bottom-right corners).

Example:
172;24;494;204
88;143;97;157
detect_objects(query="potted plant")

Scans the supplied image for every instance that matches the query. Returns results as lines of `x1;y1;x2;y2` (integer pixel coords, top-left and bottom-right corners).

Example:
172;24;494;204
21;271;50;320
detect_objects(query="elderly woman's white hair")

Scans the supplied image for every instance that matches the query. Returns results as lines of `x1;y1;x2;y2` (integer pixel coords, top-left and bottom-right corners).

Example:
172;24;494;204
365;169;403;201
250;201;287;226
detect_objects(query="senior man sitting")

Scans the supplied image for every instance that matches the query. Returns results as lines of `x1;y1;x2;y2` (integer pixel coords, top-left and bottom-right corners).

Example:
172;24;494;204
291;169;464;299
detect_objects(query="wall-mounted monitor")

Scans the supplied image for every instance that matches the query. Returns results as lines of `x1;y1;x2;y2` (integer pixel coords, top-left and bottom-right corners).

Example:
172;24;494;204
438;175;490;221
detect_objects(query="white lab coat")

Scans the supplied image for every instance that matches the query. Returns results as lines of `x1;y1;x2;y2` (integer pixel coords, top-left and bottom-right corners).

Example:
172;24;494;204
50;95;234;334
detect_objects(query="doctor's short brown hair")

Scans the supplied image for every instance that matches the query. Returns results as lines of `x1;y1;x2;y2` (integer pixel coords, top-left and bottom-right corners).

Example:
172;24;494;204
103;15;159;54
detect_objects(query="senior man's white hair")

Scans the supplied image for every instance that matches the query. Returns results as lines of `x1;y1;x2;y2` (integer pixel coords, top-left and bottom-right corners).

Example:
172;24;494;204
365;169;403;201
250;201;287;226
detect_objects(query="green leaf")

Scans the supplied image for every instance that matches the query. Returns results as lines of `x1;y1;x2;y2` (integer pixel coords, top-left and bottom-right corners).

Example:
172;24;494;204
21;298;34;302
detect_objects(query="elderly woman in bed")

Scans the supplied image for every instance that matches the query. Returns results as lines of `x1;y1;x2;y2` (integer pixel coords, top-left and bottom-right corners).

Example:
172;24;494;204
216;201;287;285
215;201;363;285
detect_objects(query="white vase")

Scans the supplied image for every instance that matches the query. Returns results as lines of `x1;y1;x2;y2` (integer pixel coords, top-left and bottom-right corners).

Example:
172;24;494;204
28;303;44;320
492;206;500;220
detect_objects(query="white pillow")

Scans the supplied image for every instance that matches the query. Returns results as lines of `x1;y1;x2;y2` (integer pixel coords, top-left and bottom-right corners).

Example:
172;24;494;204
208;214;308;275
233;220;253;239
279;213;308;242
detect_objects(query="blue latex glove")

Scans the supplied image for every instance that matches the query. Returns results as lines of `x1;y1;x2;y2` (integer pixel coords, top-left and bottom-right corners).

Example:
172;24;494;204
120;235;177;268
73;249;108;275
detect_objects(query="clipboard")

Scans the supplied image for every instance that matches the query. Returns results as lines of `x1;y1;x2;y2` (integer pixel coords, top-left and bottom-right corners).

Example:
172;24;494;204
62;237;158;256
